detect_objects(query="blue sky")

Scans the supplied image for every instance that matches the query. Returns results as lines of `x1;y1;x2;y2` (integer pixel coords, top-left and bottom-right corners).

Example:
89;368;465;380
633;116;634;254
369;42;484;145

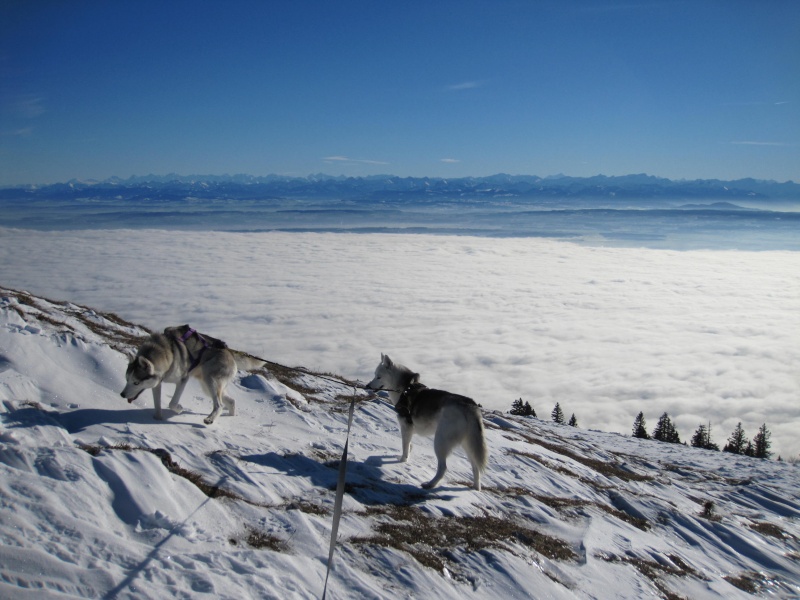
1;0;798;185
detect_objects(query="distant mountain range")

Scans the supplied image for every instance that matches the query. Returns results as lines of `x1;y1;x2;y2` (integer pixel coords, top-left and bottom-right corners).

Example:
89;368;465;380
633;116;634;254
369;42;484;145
2;173;799;204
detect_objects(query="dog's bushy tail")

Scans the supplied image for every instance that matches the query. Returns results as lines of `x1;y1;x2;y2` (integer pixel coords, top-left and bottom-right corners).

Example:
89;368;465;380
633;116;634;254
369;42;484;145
467;406;489;473
231;351;266;372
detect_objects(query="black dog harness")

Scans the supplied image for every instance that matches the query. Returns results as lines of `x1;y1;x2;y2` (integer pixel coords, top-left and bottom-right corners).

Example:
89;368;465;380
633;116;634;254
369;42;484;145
395;380;479;426
396;381;427;425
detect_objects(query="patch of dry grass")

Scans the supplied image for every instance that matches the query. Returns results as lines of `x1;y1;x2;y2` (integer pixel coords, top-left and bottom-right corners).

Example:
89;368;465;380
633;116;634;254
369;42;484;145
3;287;148;354
723;571;765;594
699;500;722;522
353;504;576;573
286;499;329;516
748;521;787;539
230;527;288;552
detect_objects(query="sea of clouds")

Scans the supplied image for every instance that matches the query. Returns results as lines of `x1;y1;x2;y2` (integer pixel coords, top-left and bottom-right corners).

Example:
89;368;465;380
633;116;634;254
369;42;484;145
1;227;798;458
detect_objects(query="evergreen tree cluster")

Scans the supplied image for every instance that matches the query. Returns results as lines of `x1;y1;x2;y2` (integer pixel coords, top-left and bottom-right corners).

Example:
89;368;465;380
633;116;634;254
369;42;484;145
634;414;773;459
509;398;536;417
551;402;578;427
721;422;772;459
508;400;578;427
510;400;774;460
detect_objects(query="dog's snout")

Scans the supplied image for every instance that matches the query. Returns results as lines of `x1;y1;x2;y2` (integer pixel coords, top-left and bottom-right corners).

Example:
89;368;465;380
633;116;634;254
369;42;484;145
120;391;126;398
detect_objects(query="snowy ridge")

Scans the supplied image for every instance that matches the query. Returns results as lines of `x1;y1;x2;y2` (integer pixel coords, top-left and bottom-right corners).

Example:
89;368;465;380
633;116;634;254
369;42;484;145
0;287;798;599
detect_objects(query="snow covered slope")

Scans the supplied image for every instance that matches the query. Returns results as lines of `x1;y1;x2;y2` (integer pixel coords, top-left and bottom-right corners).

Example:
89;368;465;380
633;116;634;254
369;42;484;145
1;286;798;599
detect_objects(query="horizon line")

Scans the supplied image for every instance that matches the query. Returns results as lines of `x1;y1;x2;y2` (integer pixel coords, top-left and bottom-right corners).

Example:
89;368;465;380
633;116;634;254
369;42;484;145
2;171;798;188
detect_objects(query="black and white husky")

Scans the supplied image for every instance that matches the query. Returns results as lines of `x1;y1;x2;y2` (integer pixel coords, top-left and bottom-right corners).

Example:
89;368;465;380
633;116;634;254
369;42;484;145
120;325;263;425
366;354;488;490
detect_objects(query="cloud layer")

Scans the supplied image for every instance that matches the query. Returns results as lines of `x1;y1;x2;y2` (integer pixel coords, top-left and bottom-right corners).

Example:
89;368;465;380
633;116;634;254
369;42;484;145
2;229;798;457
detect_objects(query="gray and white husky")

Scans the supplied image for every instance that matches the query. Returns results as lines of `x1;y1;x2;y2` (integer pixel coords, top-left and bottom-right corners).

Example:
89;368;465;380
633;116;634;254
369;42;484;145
120;325;264;425
366;354;488;490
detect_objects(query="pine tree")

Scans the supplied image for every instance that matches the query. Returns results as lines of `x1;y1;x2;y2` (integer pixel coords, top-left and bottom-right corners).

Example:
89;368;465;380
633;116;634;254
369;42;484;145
705;423;718;449
551;402;565;424
691;422;719;451
744;440;755;457
523;401;536;418
723;422;748;454
568;413;578;427
752;423;772;459
653;412;670;441
691;424;708;448
632;412;650;439
653;412;681;444
665;420;682;444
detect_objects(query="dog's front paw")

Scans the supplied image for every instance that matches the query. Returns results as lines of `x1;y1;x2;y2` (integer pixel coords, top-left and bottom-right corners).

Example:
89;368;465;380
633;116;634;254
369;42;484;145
421;481;435;489
170;404;183;414
203;415;216;425
153;413;164;421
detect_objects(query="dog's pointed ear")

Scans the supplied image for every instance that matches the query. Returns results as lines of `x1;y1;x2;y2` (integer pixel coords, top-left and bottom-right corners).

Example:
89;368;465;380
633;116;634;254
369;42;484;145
382;354;393;366
410;372;420;384
137;356;155;375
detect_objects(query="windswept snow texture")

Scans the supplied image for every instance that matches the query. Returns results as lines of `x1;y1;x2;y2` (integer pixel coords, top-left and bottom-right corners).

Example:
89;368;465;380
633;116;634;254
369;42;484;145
0;288;799;599
1;229;798;460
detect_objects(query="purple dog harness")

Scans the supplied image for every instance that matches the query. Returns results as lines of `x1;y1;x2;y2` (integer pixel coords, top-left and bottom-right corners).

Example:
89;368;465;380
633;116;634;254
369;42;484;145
178;327;211;372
